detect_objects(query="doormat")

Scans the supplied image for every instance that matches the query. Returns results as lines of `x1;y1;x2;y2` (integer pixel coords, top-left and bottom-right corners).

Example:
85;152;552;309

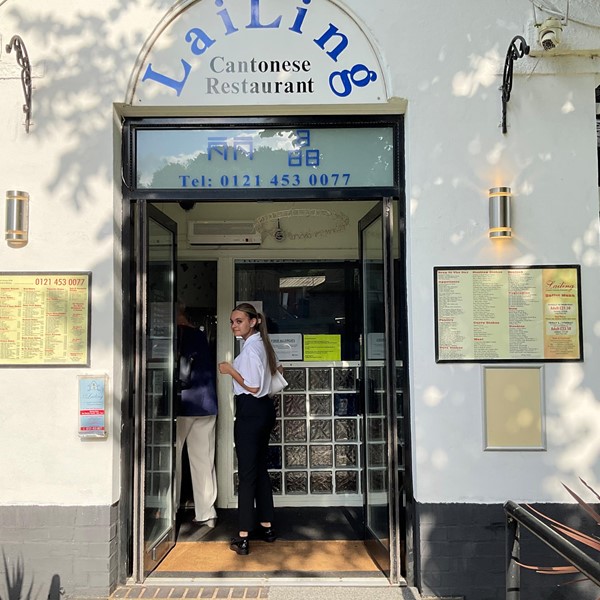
154;540;382;577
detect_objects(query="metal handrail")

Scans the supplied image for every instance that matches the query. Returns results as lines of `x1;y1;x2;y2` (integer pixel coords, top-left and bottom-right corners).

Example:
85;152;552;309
504;500;600;599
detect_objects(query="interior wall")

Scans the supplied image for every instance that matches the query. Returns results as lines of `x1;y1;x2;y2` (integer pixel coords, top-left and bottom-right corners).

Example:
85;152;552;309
158;199;378;508
156;200;378;260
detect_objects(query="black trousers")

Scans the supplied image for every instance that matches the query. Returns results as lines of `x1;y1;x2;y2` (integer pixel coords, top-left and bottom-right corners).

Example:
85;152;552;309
234;393;276;532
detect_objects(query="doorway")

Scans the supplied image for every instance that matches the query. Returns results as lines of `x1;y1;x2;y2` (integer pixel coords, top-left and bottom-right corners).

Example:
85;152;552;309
128;197;408;583
122;113;410;585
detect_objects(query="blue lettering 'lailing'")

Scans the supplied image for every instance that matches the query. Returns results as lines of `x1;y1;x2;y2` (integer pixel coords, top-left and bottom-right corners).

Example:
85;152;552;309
329;63;377;98
141;0;378;99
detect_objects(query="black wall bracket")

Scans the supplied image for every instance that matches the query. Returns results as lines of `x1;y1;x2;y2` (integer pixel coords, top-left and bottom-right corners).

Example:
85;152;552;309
501;36;530;134
6;35;33;133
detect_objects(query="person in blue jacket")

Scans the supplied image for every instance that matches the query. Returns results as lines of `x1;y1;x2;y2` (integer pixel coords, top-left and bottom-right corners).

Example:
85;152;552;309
176;304;218;527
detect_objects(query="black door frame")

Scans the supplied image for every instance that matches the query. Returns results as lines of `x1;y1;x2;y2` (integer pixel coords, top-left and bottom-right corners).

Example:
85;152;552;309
132;202;179;581
119;114;415;586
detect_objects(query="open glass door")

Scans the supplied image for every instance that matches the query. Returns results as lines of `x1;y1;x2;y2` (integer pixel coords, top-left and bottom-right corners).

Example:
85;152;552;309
133;203;178;580
359;198;401;583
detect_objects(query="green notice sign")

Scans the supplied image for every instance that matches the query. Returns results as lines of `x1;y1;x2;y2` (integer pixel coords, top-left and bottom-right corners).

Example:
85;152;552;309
303;334;341;361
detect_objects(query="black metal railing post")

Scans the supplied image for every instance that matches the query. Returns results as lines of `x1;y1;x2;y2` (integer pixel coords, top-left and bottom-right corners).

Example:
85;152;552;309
506;515;521;600
504;499;600;598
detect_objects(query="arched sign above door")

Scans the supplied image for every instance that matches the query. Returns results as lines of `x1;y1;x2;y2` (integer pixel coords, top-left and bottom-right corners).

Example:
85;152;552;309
126;0;389;106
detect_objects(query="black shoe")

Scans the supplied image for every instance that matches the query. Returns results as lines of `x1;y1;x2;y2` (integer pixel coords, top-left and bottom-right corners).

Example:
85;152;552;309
259;525;277;543
230;536;249;555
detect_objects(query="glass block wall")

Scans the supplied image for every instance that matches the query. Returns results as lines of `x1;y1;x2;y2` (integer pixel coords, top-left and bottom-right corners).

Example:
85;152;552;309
233;363;369;502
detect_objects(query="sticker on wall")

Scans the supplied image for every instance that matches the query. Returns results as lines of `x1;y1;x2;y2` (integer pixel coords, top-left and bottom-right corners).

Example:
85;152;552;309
78;375;108;438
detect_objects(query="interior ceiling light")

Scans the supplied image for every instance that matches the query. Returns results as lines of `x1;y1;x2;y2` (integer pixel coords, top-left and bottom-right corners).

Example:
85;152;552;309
279;276;326;288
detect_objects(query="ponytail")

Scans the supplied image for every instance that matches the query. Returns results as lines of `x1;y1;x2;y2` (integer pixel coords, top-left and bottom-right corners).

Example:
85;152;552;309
234;303;279;375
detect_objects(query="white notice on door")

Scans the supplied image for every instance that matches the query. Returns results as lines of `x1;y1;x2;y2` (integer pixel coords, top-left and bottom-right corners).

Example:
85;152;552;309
271;334;303;361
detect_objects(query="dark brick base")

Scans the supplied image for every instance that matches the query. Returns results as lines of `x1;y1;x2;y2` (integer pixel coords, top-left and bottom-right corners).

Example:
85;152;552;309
0;503;119;599
415;502;599;600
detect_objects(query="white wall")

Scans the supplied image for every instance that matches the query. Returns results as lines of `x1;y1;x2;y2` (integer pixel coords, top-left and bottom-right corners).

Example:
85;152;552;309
0;1;169;505
0;0;598;508
368;1;600;503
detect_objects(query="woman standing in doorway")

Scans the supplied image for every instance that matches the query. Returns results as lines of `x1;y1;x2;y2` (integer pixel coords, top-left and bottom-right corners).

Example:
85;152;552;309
218;303;279;555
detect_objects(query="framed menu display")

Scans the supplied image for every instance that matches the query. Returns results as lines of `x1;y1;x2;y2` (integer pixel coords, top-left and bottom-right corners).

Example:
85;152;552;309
434;265;582;363
0;272;91;367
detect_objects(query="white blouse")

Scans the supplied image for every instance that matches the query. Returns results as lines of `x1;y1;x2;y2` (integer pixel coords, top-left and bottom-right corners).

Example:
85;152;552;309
232;332;274;397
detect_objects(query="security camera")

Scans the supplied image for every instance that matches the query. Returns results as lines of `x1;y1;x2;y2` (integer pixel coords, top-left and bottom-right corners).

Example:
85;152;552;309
538;18;562;51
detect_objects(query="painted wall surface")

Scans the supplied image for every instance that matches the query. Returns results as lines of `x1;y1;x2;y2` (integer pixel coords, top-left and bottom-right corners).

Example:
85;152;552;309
380;5;600;503
0;0;599;511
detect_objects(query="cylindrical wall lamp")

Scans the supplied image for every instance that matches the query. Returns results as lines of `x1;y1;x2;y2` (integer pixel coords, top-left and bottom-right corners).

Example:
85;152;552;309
488;186;512;239
5;190;30;248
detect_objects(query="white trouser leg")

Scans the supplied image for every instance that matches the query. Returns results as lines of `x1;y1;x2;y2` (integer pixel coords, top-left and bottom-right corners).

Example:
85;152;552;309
175;416;194;512
178;415;217;521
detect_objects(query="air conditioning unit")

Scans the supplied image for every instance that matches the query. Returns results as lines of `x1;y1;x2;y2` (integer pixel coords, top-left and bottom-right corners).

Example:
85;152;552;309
187;220;261;245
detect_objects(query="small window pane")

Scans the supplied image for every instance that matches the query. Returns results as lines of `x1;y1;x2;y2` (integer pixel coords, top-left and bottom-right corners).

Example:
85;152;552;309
335;419;357;441
285;420;307;442
310;394;332;416
284;394;307;417
285;471;308;494
310;471;333;494
310;445;333;468
285;445;307;468
310;419;332;442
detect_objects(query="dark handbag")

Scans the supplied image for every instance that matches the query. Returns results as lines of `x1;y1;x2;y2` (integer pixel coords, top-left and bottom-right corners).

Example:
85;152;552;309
178;327;194;390
179;354;194;389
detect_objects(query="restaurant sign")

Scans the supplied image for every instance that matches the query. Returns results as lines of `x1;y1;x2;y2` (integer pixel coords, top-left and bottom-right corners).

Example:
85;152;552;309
130;0;387;105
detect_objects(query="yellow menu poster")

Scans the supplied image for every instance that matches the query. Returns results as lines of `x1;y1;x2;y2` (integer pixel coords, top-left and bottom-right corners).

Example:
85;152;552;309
0;272;91;366
542;268;580;359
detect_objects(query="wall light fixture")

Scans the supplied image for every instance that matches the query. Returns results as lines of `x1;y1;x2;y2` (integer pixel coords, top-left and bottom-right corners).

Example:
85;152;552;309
488;187;512;240
5;190;30;248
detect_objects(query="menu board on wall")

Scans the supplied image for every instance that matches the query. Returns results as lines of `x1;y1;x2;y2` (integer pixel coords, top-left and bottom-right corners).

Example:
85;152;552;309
0;272;91;367
434;266;582;362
